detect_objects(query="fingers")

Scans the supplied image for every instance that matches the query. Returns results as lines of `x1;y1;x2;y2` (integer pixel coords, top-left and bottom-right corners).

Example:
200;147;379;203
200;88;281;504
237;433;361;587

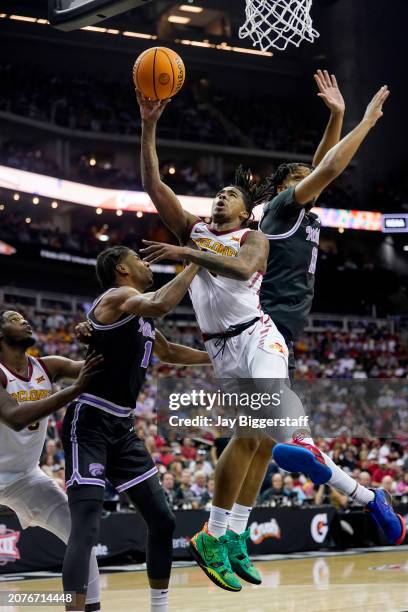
143;250;166;263
323;69;331;87
141;239;164;246
314;71;325;93
140;245;162;254
331;73;338;88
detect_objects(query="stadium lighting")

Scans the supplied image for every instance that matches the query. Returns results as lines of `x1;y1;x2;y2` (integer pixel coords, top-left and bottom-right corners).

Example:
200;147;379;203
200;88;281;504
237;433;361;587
338;227;344;234
180;5;204;13
116;210;123;216
13;193;20;201
169;166;176;175
51;201;59;209
403;246;408;252
0;205;4;211
89;157;96;167
168;15;191;24
98;234;109;242
32;196;40;205
96;208;103;215
25;217;31;224
136;211;143;218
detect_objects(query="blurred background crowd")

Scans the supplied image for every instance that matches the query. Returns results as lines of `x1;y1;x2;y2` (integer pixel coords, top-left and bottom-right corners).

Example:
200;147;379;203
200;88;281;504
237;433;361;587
11;308;407;513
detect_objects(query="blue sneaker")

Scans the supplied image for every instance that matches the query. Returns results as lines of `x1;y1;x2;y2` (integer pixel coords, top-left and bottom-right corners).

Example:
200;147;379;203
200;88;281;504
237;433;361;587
366;488;406;545
273;438;332;485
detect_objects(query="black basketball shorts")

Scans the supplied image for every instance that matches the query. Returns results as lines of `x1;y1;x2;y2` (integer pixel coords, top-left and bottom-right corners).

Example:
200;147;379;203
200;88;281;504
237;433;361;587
62;398;157;501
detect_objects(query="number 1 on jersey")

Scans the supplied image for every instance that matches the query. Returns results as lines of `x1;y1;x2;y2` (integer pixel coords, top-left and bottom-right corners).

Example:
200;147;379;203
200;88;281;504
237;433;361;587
141;340;153;368
309;246;318;275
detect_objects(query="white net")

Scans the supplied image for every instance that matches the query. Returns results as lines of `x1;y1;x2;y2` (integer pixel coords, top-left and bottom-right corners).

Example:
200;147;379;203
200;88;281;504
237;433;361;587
239;0;319;52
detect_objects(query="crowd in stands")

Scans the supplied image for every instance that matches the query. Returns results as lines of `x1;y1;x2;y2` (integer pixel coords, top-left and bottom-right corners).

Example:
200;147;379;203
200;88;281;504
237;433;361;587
3;305;405;511
0;63;314;151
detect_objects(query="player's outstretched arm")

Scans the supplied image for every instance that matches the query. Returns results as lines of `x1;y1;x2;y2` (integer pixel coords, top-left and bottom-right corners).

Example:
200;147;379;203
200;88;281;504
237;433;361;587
154;329;211;366
0;354;103;431
106;264;199;318
41;356;85;381
312;70;345;168
137;91;198;243
141;231;269;281
295;85;390;205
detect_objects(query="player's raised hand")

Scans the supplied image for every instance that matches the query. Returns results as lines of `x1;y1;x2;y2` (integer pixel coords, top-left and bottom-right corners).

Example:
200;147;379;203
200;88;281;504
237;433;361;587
363;85;390;127
141;239;187;264
136;89;170;124
74;352;104;392
314;70;345;114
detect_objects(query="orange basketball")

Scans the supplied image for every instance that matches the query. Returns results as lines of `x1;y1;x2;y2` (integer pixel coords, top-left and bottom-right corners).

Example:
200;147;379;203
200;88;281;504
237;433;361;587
133;47;185;101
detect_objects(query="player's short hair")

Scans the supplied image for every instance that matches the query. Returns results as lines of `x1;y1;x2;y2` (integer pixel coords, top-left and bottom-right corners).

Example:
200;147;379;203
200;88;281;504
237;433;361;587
0;310;8;330
268;162;313;196
96;246;130;290
233;165;275;224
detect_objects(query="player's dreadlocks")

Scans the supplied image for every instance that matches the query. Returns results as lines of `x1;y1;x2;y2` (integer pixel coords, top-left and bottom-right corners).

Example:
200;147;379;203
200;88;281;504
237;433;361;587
233;165;275;224
96;246;130;290
266;163;313;197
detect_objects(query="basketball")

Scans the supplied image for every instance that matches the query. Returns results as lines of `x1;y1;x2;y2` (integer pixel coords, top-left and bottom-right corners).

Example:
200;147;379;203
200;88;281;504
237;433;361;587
133;47;185;101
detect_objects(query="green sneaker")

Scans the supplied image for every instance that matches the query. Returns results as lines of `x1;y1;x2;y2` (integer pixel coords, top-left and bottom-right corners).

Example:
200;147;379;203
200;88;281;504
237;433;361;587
226;528;262;585
189;523;242;592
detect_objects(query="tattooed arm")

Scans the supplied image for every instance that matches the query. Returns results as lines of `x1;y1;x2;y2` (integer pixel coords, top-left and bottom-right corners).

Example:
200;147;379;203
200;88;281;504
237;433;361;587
141;231;269;281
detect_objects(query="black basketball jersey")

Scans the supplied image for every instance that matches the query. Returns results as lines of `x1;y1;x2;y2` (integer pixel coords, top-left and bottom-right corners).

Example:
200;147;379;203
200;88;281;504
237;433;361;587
259;187;320;342
85;289;155;408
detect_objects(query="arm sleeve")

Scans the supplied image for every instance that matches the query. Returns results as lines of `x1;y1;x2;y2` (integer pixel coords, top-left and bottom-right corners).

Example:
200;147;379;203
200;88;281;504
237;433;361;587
263;187;303;220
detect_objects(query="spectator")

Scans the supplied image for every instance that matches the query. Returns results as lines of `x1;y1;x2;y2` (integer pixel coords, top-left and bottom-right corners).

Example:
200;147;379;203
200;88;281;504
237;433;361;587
190;471;208;498
259;473;287;504
199;477;215;509
283;475;306;504
161;472;178;507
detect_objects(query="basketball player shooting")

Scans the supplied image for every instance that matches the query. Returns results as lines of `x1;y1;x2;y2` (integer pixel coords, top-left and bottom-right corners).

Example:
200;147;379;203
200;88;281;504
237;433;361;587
138;91;293;592
0;310;103;612
61;247;210;612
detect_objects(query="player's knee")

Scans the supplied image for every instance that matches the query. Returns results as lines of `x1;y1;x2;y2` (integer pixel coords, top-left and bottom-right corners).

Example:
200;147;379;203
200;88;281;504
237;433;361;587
257;437;275;460
155;506;176;537
234;436;262;453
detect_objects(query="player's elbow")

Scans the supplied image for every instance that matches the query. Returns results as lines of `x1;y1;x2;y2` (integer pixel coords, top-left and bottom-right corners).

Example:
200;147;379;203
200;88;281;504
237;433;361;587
319;158;342;181
151;299;171;317
236;267;254;281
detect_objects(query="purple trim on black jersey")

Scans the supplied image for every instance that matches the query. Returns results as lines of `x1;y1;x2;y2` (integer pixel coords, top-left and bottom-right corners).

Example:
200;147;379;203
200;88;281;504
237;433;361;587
65;402;105;489
115;466;158;493
78;393;132;417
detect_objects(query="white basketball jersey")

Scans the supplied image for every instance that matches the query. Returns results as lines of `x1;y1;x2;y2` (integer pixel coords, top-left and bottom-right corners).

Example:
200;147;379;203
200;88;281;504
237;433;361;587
0;357;52;486
189;222;264;334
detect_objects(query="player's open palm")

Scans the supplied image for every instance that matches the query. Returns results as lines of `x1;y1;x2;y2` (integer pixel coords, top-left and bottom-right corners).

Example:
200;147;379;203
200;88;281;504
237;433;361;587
136;89;170;124
363;85;390;127
141;239;185;263
314;69;345;114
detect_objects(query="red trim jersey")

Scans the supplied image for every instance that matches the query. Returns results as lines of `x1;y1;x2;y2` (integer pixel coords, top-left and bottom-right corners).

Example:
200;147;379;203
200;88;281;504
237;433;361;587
0;357;52;486
188;222;263;334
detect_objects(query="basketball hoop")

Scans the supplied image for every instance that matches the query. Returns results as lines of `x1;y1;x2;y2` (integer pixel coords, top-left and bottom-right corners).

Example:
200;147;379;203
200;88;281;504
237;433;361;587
239;0;319;52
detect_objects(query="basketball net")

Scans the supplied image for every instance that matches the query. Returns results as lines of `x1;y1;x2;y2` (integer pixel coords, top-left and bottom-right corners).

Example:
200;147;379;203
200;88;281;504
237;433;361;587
239;0;319;52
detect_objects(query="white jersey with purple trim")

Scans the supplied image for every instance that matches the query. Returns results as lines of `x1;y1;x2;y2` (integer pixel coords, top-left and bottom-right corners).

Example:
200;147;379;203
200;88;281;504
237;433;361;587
189;222;264;334
0;357;52;487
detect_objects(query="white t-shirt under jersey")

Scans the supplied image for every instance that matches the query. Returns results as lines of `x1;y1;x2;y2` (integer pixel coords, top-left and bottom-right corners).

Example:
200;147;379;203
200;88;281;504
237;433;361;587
0;357;52;487
188;221;264;335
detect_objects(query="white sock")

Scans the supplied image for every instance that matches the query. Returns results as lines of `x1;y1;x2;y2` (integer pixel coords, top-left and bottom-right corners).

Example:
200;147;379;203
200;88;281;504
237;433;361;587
294;436;375;505
208;505;231;538
322;451;374;504
150;588;169;612
229;503;252;534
